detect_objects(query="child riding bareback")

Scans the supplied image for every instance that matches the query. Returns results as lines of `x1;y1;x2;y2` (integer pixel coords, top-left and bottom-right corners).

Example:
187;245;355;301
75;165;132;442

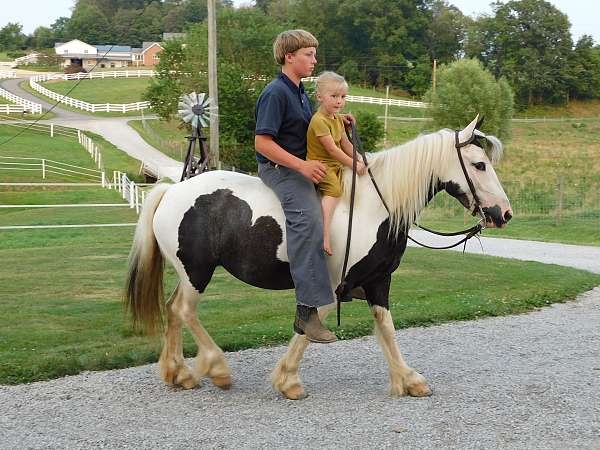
307;71;366;256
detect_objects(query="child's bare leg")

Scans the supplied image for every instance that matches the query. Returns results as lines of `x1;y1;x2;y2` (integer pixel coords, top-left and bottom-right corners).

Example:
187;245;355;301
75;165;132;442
321;195;340;256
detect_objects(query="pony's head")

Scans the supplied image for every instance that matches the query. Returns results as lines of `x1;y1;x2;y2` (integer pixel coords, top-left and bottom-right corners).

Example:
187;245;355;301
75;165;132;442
439;115;512;228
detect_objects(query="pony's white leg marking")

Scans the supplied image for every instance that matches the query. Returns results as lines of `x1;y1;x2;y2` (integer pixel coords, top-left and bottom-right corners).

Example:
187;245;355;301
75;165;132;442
372;305;432;397
173;283;231;390
158;283;197;389
271;302;337;400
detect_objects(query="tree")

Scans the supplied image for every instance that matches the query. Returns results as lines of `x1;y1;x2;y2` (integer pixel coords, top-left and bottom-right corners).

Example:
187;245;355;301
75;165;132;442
465;0;572;106
425;0;466;63
30;27;56;49
51;17;71;41
354;111;384;151
567;35;600;100
0;23;26;51
67;2;112;44
424;58;514;140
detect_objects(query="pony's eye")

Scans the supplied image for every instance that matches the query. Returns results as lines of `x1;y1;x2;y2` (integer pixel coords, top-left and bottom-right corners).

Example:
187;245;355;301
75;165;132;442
473;162;486;171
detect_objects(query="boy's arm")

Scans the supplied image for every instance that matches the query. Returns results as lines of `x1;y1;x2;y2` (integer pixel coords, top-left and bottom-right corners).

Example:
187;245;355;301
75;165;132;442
255;135;326;183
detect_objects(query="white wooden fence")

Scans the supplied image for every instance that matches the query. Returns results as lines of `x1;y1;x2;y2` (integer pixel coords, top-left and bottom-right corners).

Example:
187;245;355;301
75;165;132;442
0;70;16;78
0;155;106;185
0;87;43;113
30;73;152;113
61;70;156;81
113;170;147;213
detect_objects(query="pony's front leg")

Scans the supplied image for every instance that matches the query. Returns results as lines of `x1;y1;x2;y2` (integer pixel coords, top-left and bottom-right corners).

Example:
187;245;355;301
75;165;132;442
271;303;336;400
371;305;432;397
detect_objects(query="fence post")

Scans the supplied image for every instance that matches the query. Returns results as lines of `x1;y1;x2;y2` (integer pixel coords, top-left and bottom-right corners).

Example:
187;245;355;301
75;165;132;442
77;129;81;143
42;159;45;179
50;123;54;138
101;171;106;188
135;185;140;213
129;181;135;208
97;153;102;169
555;176;564;226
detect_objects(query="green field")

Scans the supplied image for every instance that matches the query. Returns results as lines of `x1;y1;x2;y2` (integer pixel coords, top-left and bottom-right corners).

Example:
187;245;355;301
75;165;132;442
1;224;598;384
0;97;14;104
20;79;151;118
128;119;187;162
41;77;151;104
0;125;143;183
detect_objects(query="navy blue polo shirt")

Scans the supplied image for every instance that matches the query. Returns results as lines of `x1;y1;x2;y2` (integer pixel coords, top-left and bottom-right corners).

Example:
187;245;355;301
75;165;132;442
255;72;313;164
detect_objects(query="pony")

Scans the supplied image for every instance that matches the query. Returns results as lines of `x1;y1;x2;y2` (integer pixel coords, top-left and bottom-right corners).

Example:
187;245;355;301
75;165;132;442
125;116;512;399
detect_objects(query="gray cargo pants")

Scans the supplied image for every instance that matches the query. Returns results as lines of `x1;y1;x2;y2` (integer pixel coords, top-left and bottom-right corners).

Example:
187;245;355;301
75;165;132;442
258;162;334;308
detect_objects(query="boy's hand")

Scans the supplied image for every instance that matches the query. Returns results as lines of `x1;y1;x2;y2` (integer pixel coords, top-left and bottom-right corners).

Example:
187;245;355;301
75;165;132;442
300;160;327;183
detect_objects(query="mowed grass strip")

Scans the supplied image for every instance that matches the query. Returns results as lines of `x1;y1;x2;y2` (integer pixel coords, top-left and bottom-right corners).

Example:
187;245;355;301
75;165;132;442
0;187;138;227
0;125;144;182
1;226;598;384
41;78;151;104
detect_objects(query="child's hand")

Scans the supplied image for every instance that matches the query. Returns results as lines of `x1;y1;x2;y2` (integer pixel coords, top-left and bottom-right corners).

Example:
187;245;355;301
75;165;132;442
356;161;367;175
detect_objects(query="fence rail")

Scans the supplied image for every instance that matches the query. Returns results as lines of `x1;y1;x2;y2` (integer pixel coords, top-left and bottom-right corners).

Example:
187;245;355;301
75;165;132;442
0;87;42;113
29;73;151;113
62;70;156;81
0;70;16;78
0;155;106;185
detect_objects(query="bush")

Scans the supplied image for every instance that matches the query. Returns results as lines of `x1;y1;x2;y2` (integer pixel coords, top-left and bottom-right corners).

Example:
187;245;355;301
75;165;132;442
354;111;384;152
64;64;87;74
424;58;514;139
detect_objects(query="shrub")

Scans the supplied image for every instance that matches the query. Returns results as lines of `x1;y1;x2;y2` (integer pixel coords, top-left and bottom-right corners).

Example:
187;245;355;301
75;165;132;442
424;58;514;140
354;111;384;152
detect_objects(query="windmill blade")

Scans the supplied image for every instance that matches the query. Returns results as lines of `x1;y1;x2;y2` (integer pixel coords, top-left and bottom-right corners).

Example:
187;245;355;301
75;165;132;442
199;116;208;128
198;92;206;105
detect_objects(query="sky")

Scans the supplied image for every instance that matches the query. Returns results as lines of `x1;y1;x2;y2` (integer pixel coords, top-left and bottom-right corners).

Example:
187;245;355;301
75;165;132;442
2;0;599;45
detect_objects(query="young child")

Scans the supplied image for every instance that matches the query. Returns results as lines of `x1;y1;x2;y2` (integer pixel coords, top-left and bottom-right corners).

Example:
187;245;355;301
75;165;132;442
307;71;366;256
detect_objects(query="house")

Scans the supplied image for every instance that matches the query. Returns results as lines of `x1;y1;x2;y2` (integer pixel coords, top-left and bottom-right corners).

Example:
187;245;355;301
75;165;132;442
131;42;165;67
55;39;165;69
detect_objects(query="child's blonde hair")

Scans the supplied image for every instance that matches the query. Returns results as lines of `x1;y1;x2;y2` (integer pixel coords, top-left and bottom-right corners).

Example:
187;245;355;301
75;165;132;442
316;71;348;95
273;30;319;65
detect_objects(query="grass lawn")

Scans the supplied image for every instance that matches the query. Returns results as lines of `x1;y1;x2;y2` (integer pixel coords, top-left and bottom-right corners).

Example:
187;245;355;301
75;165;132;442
0;187;137;227
19;80;151;118
1;224;598;384
41;77;151;104
0;125;144;183
128;119;187;162
0;51;12;61
0;97;14;104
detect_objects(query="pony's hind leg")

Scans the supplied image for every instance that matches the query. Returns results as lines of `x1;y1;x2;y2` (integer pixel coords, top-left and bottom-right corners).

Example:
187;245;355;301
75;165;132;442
158;282;197;389
271;303;336;400
174;281;231;390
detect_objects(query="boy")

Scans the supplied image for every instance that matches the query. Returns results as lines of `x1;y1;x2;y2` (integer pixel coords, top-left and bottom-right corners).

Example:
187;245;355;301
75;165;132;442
254;30;337;343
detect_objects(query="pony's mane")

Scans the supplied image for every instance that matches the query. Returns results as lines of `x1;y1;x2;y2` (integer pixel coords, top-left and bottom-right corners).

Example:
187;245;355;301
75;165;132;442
341;128;503;236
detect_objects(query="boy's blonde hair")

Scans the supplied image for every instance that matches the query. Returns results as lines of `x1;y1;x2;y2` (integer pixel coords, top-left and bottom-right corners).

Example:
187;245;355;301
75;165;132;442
316;71;348;95
273;29;319;65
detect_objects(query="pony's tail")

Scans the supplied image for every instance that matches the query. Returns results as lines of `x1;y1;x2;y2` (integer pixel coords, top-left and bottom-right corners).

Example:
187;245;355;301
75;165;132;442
124;182;171;335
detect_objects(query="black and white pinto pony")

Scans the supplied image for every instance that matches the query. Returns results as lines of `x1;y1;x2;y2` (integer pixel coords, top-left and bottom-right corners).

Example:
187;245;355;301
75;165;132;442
125;116;512;400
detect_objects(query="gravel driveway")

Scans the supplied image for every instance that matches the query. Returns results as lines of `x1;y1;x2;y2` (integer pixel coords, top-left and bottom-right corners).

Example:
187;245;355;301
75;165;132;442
1;238;599;450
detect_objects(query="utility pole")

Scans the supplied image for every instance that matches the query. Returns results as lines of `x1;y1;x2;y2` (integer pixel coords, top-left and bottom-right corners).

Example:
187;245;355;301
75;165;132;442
383;85;390;146
207;0;219;167
432;59;437;95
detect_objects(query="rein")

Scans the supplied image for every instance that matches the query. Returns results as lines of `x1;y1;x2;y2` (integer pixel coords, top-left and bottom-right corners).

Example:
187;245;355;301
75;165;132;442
335;125;486;325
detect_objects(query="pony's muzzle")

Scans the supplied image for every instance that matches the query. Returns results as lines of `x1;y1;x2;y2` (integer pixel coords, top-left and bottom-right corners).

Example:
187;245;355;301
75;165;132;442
482;205;512;228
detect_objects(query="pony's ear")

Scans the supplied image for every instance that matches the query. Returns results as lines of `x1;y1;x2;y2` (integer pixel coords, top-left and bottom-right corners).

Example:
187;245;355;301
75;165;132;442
475;115;485;130
458;114;479;143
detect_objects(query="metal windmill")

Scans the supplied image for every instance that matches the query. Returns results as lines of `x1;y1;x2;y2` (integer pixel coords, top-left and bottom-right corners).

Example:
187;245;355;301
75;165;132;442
178;92;217;181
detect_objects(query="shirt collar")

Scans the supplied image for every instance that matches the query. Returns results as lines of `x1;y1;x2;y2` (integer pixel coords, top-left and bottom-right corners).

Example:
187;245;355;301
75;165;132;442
278;72;305;96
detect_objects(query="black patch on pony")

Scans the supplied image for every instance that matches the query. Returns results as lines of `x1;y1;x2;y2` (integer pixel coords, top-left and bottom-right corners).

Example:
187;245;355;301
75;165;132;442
177;189;294;293
338;218;408;310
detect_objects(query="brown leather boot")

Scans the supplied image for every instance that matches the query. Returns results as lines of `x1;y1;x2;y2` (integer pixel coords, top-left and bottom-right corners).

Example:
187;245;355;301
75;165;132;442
294;305;337;344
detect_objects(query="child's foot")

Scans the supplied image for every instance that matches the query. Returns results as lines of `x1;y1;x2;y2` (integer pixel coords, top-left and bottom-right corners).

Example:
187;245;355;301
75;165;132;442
323;240;333;256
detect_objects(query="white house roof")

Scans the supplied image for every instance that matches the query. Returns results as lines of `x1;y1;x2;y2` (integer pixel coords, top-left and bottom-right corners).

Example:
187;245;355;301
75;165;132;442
54;39;97;55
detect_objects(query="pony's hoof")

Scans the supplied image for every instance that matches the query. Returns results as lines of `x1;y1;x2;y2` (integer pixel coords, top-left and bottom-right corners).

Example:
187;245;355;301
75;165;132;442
212;375;232;390
176;372;199;390
283;384;307;400
407;382;432;397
